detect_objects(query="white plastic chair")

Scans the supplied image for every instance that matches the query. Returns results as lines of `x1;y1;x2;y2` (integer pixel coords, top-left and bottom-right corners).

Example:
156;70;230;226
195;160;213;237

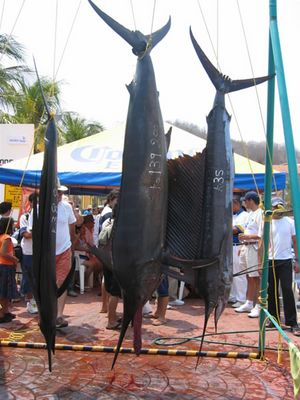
74;251;94;294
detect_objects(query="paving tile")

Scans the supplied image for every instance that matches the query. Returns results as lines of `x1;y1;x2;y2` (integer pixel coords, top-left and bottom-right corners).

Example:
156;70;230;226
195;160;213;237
0;289;297;399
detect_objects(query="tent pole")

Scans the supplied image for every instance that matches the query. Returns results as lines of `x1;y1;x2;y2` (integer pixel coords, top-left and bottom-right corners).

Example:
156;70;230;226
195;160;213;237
259;0;300;356
258;11;275;356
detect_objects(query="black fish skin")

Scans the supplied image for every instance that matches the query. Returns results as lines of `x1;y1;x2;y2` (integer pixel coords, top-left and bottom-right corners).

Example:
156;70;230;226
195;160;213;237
32;116;58;372
189;27;272;355
88;0;171;367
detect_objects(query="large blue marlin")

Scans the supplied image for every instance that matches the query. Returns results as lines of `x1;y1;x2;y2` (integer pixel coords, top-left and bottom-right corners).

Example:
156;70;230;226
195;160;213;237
32;93;58;372
189;28;272;355
88;0;171;367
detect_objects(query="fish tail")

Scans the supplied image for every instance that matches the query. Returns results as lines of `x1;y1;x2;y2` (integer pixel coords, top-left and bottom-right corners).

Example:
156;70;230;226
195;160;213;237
111;316;131;369
189;27;273;94
196;311;210;369
88;0;171;55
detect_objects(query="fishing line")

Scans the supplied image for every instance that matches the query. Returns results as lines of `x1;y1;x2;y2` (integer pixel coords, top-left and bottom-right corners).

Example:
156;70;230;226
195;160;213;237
52;0;59;85
236;0;278;193
195;1;261;195
0;0;27;64
54;0;82;81
129;0;137;31
0;0;6;32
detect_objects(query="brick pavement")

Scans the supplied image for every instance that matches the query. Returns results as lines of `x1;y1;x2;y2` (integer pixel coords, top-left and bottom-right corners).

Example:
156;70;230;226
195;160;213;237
0;289;298;399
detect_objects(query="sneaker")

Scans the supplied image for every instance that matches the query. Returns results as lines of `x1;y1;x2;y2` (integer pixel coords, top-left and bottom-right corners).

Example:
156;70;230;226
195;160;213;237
169;299;185;306
248;304;260;318
232;301;244;308
228;297;237;304
67;290;78;297
56;317;68;329
26;300;38;314
235;301;253;313
290;325;300;336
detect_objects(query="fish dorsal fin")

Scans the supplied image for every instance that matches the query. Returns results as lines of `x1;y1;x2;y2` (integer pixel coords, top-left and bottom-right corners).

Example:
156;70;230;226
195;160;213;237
88;0;171;57
166;151;206;260
189;27;273;94
165;127;172;151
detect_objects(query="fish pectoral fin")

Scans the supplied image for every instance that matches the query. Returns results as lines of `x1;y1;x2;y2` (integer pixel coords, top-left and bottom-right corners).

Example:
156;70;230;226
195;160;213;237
161;264;196;286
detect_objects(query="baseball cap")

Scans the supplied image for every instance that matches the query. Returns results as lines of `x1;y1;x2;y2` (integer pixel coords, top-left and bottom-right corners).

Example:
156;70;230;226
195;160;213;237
243;191;260;202
271;197;285;207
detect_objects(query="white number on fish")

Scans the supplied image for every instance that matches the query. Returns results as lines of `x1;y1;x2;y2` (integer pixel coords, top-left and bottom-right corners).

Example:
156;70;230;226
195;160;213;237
213;169;224;192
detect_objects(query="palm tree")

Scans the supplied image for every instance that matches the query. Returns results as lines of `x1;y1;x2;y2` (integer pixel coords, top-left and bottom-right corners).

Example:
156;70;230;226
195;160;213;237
0;77;62;152
0;33;28;111
60;112;104;143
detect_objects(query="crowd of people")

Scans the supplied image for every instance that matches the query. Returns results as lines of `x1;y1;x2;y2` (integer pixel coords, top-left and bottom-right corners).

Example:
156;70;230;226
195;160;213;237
230;191;300;336
0;188;299;336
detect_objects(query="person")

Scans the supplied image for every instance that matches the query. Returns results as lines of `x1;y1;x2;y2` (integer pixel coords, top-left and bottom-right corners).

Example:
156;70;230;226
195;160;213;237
55;184;76;328
235;191;263;318
93;190;119;246
229;194;249;308
94;190;119;313
20;192;38;314
0;217;19;323
144;275;169;326
83;205;93;216
260;197;300;335
67;201;83;297
0;202;12;219
74;214;103;287
97;203;122;330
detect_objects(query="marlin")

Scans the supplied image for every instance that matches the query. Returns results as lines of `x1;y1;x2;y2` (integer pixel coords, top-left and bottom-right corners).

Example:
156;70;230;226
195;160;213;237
88;0;171;367
189;28;272;355
32;95;58;371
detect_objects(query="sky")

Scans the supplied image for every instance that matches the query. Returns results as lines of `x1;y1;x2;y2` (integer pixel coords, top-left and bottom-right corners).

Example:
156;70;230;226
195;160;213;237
1;0;300;152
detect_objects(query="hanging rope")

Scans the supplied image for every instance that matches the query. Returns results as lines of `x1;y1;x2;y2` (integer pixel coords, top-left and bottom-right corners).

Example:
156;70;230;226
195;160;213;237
0;0;6;32
129;0;137;31
235;0;278;193
54;0;82;81
0;0;27;64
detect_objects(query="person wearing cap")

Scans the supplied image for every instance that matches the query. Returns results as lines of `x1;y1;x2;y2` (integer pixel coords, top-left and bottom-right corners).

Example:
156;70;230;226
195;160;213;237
259;196;300;335
229;194;249;308
235;191;263;318
0;202;12;219
55;184;76;329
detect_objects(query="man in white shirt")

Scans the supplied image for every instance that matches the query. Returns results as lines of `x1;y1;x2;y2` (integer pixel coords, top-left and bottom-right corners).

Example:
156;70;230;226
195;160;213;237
230;195;249;308
55;185;76;328
261;197;300;335
20;192;38;314
235;191;263;318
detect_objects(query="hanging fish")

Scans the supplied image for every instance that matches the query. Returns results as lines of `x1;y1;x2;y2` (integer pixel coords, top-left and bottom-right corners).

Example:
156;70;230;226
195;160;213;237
88;0;171;367
189;28;273;356
31;63;58;372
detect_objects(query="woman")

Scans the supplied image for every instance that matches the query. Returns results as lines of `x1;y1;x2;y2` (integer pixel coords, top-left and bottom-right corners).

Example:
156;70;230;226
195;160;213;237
0;217;19;323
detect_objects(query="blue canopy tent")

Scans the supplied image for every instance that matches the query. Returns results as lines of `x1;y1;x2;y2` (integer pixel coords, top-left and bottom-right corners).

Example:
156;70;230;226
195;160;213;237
0;124;285;194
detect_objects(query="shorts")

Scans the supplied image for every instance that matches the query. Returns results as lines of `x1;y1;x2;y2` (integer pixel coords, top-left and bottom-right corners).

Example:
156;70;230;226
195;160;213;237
56;248;72;284
0;264;19;300
157;274;169;297
239;245;259;278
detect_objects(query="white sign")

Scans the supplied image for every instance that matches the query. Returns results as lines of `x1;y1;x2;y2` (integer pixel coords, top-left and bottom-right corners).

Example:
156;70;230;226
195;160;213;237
8;135;27;145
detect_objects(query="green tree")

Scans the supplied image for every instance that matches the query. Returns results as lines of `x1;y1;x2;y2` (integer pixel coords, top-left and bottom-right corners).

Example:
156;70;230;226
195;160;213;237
60;112;104;143
0;34;28;111
0;78;61;152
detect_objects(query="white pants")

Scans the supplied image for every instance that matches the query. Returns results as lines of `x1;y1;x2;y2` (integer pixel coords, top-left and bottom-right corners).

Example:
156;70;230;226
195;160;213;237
230;245;247;302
